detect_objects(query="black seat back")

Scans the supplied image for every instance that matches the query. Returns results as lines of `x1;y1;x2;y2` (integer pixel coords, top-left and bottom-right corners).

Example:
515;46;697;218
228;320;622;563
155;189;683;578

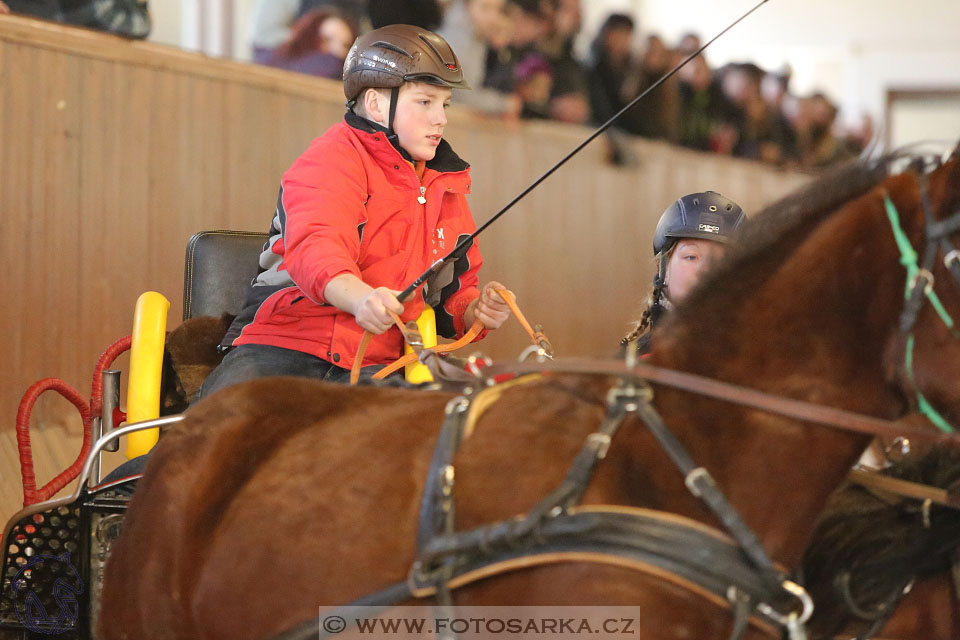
182;230;268;321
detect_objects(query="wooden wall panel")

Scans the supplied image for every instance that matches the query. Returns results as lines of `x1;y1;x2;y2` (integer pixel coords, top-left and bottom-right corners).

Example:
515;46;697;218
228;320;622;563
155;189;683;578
0;11;809;472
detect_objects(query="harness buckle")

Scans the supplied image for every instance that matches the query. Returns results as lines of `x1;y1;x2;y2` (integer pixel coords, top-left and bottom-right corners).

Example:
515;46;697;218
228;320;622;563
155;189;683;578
909;268;935;296
946;249;960;269
444;397;471;415
756;580;813;636
684;467;714;497
586;433;612;459
607;382;653;407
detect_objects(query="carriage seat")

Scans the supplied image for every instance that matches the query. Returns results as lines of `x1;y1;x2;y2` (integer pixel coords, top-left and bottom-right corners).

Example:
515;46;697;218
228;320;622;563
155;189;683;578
182;230;269;320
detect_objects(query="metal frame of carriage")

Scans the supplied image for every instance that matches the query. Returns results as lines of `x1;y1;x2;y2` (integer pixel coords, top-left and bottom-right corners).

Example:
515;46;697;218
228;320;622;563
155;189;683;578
0;228;552;640
0;230;265;639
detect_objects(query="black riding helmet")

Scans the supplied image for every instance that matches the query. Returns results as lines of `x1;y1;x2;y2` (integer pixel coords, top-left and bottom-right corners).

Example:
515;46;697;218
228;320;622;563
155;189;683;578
652;191;746;256
622;191;744;349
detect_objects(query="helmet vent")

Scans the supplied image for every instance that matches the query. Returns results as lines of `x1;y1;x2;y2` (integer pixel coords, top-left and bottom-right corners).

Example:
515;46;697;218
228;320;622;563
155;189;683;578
726;204;732;210
708;205;717;211
418;35;446;63
692;198;699;205
372;41;414;59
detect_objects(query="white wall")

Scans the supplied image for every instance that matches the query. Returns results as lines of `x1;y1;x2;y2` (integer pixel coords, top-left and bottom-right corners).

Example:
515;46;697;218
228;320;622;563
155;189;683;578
147;0;182;49
148;0;258;59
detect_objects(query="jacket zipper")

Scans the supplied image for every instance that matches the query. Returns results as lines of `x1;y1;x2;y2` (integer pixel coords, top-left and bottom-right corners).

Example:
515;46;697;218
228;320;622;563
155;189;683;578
418;186;427;205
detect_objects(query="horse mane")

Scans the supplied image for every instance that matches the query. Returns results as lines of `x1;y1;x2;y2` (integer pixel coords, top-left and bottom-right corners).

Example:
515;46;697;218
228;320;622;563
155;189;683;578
801;448;960;638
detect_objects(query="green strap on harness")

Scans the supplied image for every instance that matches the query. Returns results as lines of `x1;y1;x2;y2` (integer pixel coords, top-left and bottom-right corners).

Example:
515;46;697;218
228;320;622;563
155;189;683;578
883;195;956;433
884;196;955;328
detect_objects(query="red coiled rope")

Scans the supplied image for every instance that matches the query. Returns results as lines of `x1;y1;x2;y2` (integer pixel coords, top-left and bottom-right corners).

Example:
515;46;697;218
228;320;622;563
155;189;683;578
16;335;132;506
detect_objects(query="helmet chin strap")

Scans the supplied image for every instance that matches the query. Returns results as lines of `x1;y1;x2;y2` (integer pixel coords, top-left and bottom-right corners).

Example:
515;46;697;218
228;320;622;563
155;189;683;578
654;252;672;310
386;86;400;142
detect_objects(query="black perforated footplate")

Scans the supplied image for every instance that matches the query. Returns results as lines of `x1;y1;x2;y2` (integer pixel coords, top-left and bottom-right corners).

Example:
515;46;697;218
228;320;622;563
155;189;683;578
0;481;136;640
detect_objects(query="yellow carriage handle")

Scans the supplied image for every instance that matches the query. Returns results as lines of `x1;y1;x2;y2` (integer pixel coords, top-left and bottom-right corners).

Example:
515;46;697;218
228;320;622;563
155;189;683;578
125;292;169;458
404;305;437;383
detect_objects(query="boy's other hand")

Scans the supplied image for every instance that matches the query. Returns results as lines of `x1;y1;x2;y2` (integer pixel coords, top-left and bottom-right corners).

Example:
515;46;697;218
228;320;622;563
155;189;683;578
468;281;513;330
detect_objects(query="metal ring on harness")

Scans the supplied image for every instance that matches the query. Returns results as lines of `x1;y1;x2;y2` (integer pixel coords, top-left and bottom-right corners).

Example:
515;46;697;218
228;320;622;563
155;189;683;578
946;249;960;269
466;354;493;380
756;579;814;627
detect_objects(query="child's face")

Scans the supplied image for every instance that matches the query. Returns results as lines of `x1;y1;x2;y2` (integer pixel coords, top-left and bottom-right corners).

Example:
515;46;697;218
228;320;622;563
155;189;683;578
517;72;552;105
664;238;726;303
392;83;453;162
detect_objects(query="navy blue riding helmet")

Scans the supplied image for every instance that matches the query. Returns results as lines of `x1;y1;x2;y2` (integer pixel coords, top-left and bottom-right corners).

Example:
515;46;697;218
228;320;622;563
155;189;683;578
621;191;746;349
653;191;747;256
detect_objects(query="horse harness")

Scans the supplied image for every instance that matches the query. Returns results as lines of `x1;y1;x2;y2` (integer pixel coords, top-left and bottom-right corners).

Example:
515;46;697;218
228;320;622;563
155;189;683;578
282;344;955;640
272;161;960;640
886;157;960;434
272;367;813;640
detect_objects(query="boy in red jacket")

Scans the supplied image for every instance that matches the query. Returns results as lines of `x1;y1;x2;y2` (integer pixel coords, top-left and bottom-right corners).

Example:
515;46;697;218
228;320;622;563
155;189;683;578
201;25;512;397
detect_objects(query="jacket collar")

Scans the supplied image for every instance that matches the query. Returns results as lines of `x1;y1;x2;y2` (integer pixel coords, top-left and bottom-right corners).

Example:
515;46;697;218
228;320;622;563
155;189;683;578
345;110;469;174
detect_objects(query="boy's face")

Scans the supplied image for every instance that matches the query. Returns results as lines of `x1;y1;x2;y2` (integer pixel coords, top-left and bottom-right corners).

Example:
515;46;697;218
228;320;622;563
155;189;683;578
392;83;453;162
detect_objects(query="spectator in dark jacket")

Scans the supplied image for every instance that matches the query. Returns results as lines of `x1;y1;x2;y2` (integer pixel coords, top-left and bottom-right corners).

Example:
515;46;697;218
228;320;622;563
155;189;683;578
587;13;636;132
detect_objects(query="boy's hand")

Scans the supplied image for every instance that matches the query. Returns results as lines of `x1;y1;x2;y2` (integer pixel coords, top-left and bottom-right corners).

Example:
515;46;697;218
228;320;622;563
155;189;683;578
466;281;513;330
355;287;404;334
0;2;9;13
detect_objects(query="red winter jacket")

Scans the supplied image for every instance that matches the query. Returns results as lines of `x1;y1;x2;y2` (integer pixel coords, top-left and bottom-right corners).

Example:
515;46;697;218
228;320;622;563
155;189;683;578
224;113;485;371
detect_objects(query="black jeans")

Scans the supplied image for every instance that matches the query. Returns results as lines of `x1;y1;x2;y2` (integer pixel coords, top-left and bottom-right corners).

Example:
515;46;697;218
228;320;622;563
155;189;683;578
197;344;392;401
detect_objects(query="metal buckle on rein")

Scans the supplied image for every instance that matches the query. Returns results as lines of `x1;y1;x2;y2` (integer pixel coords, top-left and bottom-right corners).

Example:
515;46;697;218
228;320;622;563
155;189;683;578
909;268;935;296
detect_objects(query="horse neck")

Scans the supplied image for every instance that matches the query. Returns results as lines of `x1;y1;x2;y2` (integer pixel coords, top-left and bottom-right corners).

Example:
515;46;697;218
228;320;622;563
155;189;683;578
640;173;925;567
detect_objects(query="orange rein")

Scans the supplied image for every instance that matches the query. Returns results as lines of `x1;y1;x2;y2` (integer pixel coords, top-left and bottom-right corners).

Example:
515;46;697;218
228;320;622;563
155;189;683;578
349;287;546;385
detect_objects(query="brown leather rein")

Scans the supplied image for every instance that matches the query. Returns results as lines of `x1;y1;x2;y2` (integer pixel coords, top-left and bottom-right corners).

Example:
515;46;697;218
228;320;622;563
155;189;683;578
477;357;960;448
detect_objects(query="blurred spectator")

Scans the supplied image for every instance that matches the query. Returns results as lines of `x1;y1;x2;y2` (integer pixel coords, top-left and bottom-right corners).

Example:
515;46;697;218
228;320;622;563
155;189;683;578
251;0;304;64
261;7;357;78
5;0;150;37
437;0;521;118
478;0;552;95
843;113;875;156
795;92;852;168
587;13;636;131
506;0;553;47
4;0;60;20
250;0;364;65
368;0;442;29
626;34;679;140
501;0;588;124
676;55;728;152
677;32;702;57
540;0;589;124
513;53;553;119
759;70;799;164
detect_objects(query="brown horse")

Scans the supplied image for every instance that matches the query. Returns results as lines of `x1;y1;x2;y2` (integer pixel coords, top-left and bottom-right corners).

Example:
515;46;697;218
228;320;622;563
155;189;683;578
802;447;960;639
99;152;960;640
